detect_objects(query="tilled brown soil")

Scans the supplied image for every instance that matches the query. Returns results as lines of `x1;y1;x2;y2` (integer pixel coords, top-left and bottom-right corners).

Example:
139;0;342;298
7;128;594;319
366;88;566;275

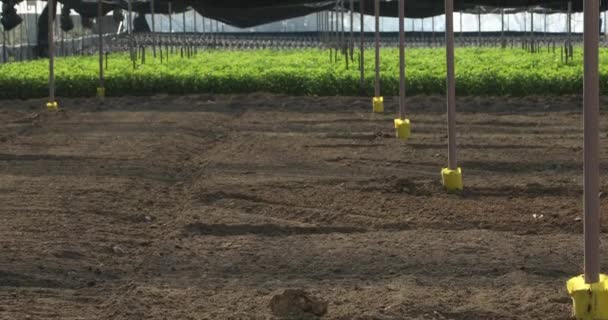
1;94;608;320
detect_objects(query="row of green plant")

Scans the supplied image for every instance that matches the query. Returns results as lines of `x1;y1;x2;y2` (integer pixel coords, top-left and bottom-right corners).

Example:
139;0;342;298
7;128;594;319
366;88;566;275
0;47;606;99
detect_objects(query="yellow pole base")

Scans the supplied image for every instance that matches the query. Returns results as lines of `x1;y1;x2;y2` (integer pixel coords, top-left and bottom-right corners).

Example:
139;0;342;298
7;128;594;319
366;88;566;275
46;101;58;112
441;167;463;191
97;87;106;99
372;96;384;113
567;275;608;320
394;118;411;140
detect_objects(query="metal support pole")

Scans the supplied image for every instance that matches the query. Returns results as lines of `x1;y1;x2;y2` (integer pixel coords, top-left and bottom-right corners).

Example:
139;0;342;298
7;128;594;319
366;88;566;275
398;0;405;119
202;14;206;34
150;0;156;58
501;8;505;48
374;0;380;97
544;11;547;36
20;6;24;60
128;0;134;68
446;0;456;170
583;0;600;285
340;0;345;57
568;1;572;48
350;0;354;60
477;7;481;41
359;0;364;94
431;16;435;45
193;7;197;33
168;2;172;33
605;10;608;44
1;29;5;63
477;7;483;38
531;8;534;52
98;0;104;91
460;11;463;39
1;30;5;64
182;4;186;47
48;0;55;104
60;13;64;57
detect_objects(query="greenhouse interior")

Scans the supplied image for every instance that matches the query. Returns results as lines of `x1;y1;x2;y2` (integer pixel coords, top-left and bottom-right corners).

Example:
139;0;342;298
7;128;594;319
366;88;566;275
2;1;608;319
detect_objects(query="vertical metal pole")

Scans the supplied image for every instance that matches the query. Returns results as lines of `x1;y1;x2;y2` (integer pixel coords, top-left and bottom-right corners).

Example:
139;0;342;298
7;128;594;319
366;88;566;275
193;7;197;33
128;0;134;68
544;11;547;36
477;7;481;41
182;4;186;48
60;13;64;57
431;16;435;45
501;8;505;48
359;0;364;94
2;29;5;64
374;0;380;97
24;4;30;59
150;0;156;58
460;11;463;39
168;2;172;33
340;0;345;56
583;0;600;285
35;1;39;33
98;0;104;90
531;8;534;52
19;4;24;61
605;10;608;44
48;0;55;103
524;8;527;35
398;0;405;120
446;0;456;170
350;0;354;60
568;1;572;47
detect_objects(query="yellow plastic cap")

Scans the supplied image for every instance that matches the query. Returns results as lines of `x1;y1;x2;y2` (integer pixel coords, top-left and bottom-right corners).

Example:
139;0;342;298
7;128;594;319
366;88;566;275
97;87;106;98
46;101;58;111
441;167;463;191
372;96;384;113
567;274;608;319
394;118;411;140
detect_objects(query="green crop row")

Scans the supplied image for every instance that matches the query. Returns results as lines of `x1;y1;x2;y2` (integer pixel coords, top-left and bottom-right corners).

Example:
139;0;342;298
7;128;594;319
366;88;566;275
0;47;607;99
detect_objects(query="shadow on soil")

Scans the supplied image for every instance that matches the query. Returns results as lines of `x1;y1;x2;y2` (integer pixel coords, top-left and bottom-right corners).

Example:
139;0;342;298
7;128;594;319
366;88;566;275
183;223;367;237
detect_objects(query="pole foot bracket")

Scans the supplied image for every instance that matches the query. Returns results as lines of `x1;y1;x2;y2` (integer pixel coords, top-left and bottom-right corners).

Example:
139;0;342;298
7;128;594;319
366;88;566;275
441;167;463;192
373;96;384;113
567;275;608;320
394;118;410;140
46;101;58;112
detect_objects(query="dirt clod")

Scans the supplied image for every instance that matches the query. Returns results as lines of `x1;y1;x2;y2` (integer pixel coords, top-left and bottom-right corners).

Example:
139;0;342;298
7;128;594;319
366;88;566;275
270;289;328;319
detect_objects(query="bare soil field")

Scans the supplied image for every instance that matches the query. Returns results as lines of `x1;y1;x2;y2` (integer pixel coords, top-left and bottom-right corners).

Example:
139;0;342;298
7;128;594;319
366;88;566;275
1;94;607;320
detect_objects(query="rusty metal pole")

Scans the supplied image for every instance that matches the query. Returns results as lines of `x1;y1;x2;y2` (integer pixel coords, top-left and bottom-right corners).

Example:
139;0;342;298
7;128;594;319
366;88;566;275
150;0;156;58
168;2;173;33
48;0;56;105
350;0;354;60
398;0;405;120
128;0;135;69
446;0;456;170
97;0;104;95
193;6;197;33
359;0;365;95
568;1;572;57
501;8;505;48
374;0;380;98
583;0;600;285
